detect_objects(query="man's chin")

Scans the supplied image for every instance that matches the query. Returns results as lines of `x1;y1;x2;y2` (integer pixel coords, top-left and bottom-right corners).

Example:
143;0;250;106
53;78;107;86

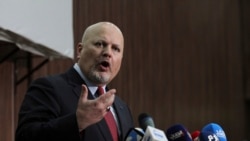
91;72;111;84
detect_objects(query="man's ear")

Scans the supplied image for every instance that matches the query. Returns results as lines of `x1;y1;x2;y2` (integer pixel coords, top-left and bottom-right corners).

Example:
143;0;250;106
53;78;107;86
77;43;83;59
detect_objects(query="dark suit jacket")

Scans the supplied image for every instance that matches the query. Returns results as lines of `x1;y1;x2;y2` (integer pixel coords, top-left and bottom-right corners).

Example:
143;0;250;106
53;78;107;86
15;67;134;141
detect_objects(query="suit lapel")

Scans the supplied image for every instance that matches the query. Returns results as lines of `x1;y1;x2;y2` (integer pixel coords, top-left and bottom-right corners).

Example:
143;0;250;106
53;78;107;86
65;67;84;97
113;97;126;140
64;67;94;100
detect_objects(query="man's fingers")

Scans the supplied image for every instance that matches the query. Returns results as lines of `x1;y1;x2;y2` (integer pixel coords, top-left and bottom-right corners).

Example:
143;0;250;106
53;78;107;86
79;86;116;113
98;89;116;106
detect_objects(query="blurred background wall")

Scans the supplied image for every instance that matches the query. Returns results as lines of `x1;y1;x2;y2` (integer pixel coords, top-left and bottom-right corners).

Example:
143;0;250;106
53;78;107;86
0;0;249;140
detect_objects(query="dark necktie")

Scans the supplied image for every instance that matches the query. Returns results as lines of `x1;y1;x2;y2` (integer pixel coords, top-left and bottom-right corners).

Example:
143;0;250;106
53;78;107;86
97;86;119;141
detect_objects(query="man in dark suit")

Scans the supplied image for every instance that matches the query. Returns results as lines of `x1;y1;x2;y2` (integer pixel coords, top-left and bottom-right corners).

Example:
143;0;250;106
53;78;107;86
15;22;134;141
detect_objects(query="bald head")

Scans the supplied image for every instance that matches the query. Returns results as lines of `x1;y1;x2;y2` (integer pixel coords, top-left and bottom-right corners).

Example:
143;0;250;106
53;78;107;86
81;22;123;44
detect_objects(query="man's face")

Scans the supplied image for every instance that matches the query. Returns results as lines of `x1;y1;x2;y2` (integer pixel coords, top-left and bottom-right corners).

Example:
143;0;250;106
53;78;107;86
77;23;124;85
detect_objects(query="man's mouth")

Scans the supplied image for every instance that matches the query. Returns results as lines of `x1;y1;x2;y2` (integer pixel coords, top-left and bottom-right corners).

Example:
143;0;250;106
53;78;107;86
99;61;110;71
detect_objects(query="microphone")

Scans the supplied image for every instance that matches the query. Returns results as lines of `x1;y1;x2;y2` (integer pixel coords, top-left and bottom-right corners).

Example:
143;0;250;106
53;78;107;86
125;127;144;141
138;113;168;141
165;124;192;141
201;123;227;141
198;131;219;141
138;113;155;131
141;126;168;141
191;130;200;141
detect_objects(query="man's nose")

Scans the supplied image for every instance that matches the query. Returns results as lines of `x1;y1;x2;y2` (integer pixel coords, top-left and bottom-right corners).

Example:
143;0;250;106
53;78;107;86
102;46;112;58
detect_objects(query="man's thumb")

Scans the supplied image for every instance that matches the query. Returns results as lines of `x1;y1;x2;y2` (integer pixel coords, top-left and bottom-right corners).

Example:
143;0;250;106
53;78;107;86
80;84;88;101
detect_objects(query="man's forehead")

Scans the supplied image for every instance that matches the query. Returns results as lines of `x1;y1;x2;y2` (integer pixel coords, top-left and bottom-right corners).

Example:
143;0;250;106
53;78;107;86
82;22;123;41
84;25;123;45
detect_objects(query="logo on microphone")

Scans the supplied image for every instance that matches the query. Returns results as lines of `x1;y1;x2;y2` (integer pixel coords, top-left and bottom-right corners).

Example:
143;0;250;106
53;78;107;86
207;134;219;141
153;129;164;139
215;129;226;138
169;130;184;140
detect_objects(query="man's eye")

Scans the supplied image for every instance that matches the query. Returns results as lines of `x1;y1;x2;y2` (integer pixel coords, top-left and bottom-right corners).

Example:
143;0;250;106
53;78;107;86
94;41;107;48
94;42;103;47
113;46;120;52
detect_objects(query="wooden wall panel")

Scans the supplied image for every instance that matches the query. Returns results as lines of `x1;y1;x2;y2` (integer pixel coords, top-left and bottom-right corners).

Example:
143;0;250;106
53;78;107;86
241;0;250;139
241;0;250;99
0;62;14;141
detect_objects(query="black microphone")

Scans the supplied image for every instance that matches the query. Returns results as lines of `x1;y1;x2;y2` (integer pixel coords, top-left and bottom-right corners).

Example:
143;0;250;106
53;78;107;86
165;124;192;141
138;113;155;132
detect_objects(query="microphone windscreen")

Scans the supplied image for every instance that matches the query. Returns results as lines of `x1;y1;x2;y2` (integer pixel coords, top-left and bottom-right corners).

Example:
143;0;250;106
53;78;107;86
198;131;219;141
125;127;144;141
165;124;192;141
138;113;155;131
201;123;227;141
142;126;168;141
191;130;200;141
